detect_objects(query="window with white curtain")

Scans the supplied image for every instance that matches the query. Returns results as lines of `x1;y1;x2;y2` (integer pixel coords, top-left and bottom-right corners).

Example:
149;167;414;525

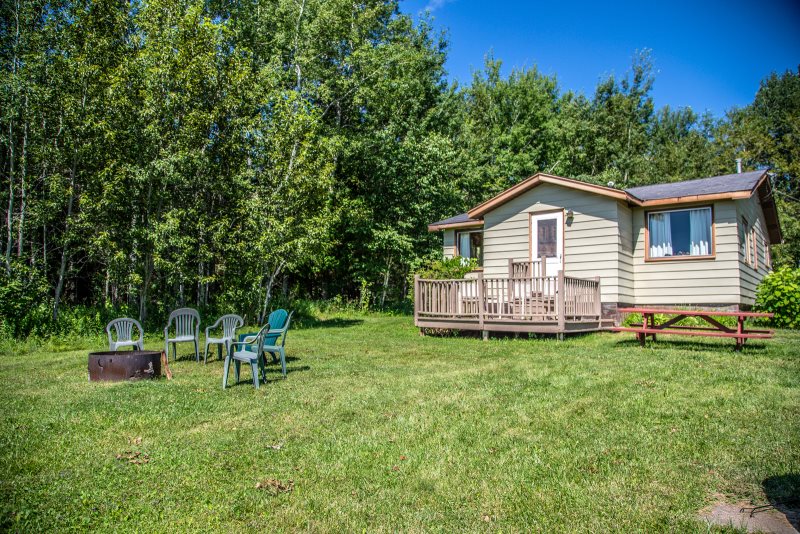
647;207;713;259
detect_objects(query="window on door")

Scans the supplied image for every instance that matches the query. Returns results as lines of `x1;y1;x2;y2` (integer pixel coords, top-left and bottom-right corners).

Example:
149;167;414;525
456;230;483;267
537;218;558;257
647;206;713;260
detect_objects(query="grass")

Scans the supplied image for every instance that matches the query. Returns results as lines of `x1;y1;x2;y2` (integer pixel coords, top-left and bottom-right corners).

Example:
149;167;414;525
0;314;798;532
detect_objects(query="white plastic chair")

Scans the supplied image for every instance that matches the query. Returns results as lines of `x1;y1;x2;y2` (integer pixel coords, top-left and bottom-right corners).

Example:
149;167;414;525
204;314;243;364
106;318;144;351
164;308;200;362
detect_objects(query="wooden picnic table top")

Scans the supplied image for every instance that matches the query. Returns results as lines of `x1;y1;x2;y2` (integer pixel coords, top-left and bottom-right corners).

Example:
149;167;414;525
617;307;773;319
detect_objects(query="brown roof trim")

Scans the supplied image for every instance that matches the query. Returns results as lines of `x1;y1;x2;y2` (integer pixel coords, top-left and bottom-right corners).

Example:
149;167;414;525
636;191;753;206
756;176;783;244
467;173;633;218
427;220;484;232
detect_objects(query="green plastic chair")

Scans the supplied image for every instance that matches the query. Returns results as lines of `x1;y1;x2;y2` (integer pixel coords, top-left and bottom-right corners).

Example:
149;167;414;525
263;309;293;378
222;323;270;389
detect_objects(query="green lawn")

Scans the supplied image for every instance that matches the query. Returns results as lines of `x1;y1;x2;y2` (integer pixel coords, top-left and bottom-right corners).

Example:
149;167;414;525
1;314;798;532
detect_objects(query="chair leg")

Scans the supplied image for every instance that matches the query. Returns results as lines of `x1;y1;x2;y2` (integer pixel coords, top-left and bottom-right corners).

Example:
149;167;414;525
251;361;260;389
222;356;231;389
234;360;240;383
172;342;177;361
279;348;287;378
194;340;199;362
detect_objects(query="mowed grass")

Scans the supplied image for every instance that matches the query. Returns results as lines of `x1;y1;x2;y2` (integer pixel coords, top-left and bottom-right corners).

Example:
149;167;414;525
0;314;798;532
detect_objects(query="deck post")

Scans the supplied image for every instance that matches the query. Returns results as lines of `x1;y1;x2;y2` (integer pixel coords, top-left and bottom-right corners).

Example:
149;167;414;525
557;269;565;336
540;255;547;277
594;276;602;326
414;275;420;324
508;258;515;279
477;272;485;339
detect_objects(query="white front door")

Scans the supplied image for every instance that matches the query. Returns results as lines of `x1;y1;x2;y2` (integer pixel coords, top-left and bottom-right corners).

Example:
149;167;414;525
530;211;564;276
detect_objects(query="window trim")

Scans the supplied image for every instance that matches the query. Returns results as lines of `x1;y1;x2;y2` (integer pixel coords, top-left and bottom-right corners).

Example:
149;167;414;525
455;229;484;268
644;205;716;262
741;216;750;265
765;241;771;269
741;217;761;270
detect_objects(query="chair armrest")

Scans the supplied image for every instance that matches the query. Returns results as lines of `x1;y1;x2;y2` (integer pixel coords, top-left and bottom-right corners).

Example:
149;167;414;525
231;336;258;346
266;326;287;335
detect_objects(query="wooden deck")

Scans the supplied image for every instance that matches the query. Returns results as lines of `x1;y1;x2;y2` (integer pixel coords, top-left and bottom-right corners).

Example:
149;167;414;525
414;262;605;337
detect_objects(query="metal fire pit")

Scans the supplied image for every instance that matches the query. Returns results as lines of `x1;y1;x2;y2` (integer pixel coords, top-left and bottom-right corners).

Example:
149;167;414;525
88;350;162;381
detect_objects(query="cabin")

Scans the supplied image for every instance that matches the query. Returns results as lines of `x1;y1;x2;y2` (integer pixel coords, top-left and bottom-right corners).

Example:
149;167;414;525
415;170;782;336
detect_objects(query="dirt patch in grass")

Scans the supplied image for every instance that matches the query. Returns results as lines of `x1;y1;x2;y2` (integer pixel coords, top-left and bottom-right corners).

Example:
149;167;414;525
699;497;799;533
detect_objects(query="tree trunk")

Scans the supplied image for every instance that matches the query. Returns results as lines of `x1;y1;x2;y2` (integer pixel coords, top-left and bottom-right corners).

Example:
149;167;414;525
260;260;286;324
53;163;76;322
5;112;14;274
139;254;153;326
4;0;20;275
17;104;28;258
380;256;392;309
292;0;306;92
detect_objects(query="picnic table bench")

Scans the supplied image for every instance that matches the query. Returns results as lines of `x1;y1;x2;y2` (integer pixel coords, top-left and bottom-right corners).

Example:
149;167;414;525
611;307;774;351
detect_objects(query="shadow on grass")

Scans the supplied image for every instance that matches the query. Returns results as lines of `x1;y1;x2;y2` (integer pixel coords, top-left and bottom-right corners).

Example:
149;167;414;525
298;317;364;329
224;364;311;388
763;474;800;530
612;337;770;352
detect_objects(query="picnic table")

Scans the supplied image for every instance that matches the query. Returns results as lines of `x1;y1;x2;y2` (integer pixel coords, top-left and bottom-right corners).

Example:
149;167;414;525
611;307;774;351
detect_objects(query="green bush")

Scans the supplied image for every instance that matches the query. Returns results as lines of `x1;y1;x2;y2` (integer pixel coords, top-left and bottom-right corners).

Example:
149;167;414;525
755;267;800;329
0;263;50;338
414;257;478;280
407;257;478;304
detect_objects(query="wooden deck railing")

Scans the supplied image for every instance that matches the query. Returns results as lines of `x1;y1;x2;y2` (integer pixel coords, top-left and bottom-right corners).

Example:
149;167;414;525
414;271;601;328
509;258;548;278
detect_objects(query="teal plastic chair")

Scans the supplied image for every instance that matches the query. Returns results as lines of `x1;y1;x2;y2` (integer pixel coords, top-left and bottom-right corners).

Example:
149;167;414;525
222;323;270;389
263;310;293;378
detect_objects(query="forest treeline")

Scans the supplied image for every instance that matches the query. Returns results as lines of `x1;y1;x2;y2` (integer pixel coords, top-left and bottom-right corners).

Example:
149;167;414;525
2;0;799;336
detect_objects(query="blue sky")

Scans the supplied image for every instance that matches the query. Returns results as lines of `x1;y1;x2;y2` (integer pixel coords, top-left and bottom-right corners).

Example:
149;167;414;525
399;0;800;117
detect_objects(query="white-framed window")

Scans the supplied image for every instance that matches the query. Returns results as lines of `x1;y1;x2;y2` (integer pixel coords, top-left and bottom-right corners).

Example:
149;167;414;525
646;206;713;260
741;217;759;269
456;230;483;267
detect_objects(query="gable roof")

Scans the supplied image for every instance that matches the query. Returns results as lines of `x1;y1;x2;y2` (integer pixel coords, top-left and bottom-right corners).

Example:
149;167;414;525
625;170;767;203
467;173;628;219
429;170;782;243
427;212;483;231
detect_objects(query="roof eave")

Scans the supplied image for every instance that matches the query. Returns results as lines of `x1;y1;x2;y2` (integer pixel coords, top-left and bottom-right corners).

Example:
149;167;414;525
756;175;783;244
637;191;753;206
427;220;484;232
467;173;630;218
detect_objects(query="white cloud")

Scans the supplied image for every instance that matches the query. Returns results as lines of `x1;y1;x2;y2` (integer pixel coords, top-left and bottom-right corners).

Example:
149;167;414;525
424;0;455;12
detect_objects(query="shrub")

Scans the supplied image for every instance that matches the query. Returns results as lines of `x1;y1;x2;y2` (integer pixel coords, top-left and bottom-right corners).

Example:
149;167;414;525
0;263;50;338
414;257;478;280
755;267;800;329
